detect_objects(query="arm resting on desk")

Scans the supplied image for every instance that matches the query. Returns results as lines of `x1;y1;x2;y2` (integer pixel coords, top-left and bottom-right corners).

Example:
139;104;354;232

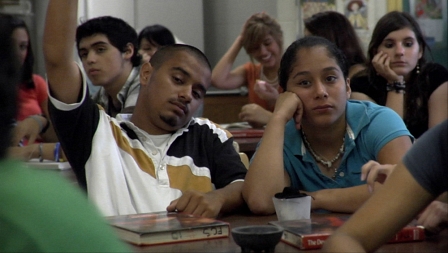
167;181;245;218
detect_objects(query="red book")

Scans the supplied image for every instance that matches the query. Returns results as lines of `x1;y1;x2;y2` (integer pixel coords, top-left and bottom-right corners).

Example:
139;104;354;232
269;215;425;250
106;211;229;246
229;129;264;138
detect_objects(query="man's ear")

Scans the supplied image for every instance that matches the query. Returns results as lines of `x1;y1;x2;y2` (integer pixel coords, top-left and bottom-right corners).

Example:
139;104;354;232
140;62;153;86
123;43;134;60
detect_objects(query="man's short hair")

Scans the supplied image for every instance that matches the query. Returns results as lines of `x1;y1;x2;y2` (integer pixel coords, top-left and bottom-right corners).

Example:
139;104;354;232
76;16;141;66
0;15;20;158
149;44;211;72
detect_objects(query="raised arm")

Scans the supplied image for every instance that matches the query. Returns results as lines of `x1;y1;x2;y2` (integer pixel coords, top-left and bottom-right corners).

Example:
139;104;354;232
43;0;82;103
211;34;247;90
242;92;303;214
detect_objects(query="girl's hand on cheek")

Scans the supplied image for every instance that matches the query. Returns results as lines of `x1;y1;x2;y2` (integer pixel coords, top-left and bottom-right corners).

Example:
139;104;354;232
371;51;402;83
273;92;302;125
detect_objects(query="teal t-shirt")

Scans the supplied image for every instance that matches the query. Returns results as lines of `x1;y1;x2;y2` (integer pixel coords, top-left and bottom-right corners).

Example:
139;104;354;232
0;159;130;252
283;100;412;191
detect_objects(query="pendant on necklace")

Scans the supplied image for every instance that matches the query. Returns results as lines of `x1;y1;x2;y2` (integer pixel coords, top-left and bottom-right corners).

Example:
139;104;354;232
322;161;332;168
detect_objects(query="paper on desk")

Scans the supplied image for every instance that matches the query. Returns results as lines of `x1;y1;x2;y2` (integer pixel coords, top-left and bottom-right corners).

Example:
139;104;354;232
26;159;71;170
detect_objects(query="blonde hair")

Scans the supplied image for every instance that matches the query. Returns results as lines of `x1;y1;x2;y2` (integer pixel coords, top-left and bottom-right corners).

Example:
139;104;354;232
242;13;283;56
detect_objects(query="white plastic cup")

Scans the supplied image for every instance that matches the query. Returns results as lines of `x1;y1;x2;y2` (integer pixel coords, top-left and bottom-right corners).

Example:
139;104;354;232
272;196;311;221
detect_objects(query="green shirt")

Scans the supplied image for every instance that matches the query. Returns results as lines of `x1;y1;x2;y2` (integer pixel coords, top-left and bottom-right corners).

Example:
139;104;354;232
0;159;130;252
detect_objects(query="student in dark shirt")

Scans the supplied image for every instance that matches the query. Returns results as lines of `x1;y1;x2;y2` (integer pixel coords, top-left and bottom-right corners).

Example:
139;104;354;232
322;120;448;252
350;11;448;138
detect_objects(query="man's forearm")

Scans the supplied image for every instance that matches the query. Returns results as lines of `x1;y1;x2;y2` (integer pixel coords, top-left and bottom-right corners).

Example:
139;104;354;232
213;181;245;214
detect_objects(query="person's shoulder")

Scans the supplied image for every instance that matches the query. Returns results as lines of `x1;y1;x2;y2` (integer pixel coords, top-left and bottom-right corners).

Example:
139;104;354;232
0;161;131;252
190;117;229;134
423;62;448;73
347;99;381;111
185;118;233;144
347;100;399;125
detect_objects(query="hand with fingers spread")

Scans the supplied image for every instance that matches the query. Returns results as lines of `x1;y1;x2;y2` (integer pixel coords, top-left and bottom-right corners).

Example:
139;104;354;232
166;190;223;218
361;160;396;193
371;51;403;83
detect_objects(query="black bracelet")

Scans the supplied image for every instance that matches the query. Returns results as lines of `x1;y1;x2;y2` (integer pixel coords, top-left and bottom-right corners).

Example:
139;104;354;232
386;81;406;94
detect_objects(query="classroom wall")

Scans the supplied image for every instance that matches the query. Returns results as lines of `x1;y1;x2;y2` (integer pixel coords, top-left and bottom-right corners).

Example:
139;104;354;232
8;0;447;79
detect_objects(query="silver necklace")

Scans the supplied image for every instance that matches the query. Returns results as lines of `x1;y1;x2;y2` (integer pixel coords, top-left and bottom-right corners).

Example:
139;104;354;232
260;67;278;84
302;131;345;178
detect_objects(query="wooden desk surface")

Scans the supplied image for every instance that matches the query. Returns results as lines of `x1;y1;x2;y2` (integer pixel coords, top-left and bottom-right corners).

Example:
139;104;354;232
130;212;448;252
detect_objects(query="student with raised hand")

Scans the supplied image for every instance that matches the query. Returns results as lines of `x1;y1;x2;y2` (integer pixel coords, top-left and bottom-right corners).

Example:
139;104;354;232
61;2;141;117
242;36;413;215
350;11;448;138
212;12;283;128
304;11;367;78
0;14;130;253
138;24;176;63
322;120;448;252
44;0;247;218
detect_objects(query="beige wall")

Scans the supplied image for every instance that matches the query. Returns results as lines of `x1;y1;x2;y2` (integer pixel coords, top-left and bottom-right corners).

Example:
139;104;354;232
15;0;392;78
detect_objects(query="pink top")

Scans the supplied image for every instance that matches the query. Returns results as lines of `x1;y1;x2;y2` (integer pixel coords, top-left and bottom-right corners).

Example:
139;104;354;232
244;62;283;111
17;74;48;121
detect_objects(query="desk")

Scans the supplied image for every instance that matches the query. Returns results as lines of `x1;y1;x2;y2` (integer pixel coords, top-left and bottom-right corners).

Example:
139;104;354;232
131;212;448;252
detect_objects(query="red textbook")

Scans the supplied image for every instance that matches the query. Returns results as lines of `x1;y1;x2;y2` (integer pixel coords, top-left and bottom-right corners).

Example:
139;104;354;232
106;211;229;246
269;215;425;250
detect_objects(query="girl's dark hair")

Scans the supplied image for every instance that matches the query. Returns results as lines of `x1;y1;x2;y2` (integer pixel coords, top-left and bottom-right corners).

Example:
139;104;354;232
367;11;431;135
138;24;175;48
0;15;20;158
76;16;141;67
304;11;366;67
279;36;348;90
5;15;34;89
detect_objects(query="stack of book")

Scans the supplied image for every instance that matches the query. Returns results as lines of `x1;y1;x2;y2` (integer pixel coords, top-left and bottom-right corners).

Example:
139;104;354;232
269;215;425;250
106;211;229;246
